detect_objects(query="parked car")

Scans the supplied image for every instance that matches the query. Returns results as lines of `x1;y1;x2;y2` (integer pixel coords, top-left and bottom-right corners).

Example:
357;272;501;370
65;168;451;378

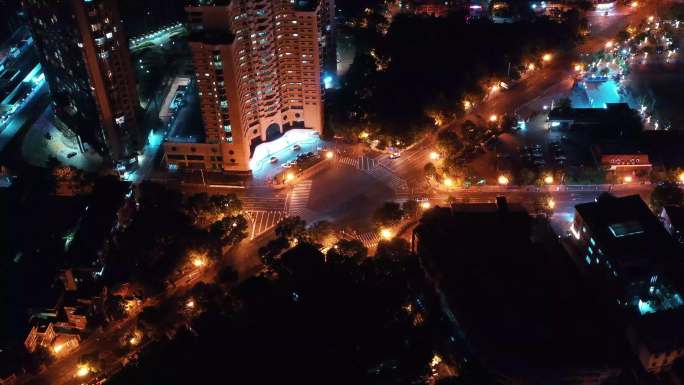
270;156;278;164
389;152;401;159
292;144;301;151
67;152;77;158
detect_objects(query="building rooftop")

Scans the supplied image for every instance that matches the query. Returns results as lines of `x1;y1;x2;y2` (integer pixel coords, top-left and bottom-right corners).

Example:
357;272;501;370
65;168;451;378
575;195;680;282
548;103;631;124
414;199;625;381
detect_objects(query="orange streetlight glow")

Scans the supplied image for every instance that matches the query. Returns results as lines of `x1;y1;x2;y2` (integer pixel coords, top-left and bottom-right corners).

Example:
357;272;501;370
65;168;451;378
678;172;684;183
76;365;90;378
443;177;454;187
420;201;431;209
544;175;554;185
380;228;393;240
489;114;498;122
326;151;334;159
498;175;510;185
429;151;440;161
548;198;556;209
623;175;633;183
542;53;552;62
286;172;295;182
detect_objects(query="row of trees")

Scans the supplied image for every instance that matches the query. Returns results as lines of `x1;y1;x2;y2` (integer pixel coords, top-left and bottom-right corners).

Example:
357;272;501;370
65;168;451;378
330;9;584;145
106;184;247;295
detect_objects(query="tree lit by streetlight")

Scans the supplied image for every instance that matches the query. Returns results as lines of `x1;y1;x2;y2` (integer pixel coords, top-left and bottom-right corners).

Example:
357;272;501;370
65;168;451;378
544;175;554;185
380;228;393;240
53;343;64;354
186;299;195;309
192;257;206;268
542;53;552;62
498;175;509;185
429;151;440;161
76;365;90;378
359;131;369;139
528;63;535;71
463;100;472;110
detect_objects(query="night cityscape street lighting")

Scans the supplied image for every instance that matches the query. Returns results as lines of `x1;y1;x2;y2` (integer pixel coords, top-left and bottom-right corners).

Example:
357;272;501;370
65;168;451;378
544;175;554;185
443;177;454;187
429;151;440;161
380;228;393;240
498;175;510;185
420;201;431;209
76;364;90;378
326;151;334;159
542;53;552;62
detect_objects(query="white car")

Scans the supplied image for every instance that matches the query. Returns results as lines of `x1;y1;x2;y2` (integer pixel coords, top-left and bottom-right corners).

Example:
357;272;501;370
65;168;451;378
281;162;292;168
270;156;278;164
389;152;401;159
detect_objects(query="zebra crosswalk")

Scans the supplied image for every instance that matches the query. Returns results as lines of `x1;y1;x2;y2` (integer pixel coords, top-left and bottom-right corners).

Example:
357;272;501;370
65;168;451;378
336;156;377;170
244;210;287;240
287;180;313;217
366;164;409;192
354;231;381;248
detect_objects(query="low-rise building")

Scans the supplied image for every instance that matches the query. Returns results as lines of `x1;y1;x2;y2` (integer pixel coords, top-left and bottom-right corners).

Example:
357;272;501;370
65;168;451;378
571;194;684;373
413;197;625;385
592;143;652;182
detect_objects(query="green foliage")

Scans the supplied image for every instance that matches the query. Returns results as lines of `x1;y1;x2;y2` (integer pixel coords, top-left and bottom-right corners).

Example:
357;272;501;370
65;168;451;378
372;201;404;227
402;199;420;219
376;237;412;261
650;182;684;212
275;216;308;240
210;215;248;247
326;239;368;264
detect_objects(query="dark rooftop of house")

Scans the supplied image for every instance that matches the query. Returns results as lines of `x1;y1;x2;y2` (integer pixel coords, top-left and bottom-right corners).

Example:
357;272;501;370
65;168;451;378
633;308;684;353
575;195;680;282
414;198;625;381
548;103;631;123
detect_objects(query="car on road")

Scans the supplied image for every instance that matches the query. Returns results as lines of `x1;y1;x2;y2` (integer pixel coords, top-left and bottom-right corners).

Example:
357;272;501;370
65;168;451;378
389;152;401;159
292;144;301;151
67;152;77;158
281;162;293;168
270;156;278;164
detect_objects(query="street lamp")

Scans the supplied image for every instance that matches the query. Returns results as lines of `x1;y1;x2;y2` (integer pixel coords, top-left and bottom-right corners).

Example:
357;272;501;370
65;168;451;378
76;365;90;378
380;228;393;240
443;177;454;187
359;131;369;139
186;299;195;309
191;254;207;268
631;1;638;8
547;198;556;209
574;64;582;72
286;172;295;182
678;172;684;184
498;175;510;185
53;344;64;354
544;175;554;185
463;100;472;110
325;151;334;159
528;63;536;71
429;151;440;161
623;175;633;183
542;53;552;62
420;201;431;209
605;40;614;49
489;114;498;122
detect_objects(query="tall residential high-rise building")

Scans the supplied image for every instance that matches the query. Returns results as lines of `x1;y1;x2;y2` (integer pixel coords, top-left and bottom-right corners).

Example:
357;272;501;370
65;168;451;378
164;0;333;173
23;0;141;162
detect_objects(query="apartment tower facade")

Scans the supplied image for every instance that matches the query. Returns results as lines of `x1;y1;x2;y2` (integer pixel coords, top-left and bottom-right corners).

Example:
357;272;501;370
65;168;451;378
164;0;332;173
23;0;140;162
